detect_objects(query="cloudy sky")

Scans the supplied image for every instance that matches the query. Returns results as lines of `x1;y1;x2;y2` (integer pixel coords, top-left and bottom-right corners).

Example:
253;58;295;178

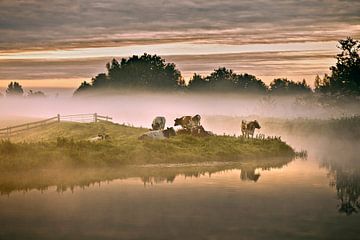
0;0;359;89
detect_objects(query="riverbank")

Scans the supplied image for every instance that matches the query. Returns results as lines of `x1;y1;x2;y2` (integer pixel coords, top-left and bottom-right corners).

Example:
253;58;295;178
0;121;295;171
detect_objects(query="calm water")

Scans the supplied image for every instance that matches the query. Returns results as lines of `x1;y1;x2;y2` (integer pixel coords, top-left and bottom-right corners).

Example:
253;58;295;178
0;137;359;239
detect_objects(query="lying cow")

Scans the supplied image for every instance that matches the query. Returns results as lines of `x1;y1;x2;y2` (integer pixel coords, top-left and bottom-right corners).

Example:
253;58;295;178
241;120;261;138
89;134;109;142
177;125;214;137
152;116;166;130
139;127;176;140
174;114;201;129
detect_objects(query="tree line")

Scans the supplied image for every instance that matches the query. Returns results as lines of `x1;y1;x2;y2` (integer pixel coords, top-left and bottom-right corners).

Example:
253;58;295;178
73;37;359;97
0;82;46;98
1;37;358;99
74;54;313;95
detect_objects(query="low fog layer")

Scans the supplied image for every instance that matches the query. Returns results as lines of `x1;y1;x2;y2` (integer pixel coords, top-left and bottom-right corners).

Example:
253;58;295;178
1;93;358;128
1;93;359;162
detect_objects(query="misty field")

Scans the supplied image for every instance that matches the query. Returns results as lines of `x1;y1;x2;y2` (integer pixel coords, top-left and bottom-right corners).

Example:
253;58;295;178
0;121;295;171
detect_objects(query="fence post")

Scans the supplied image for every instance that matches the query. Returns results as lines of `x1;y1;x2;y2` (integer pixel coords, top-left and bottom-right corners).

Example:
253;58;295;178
57;114;60;122
94;113;98;123
6;127;10;139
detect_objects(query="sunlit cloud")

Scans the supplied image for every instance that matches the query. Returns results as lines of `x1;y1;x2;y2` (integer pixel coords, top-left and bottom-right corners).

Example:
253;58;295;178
0;0;358;88
0;50;336;88
0;0;359;52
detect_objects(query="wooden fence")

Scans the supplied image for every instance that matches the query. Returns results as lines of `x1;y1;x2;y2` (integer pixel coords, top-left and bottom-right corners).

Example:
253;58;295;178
0;113;112;139
60;113;112;123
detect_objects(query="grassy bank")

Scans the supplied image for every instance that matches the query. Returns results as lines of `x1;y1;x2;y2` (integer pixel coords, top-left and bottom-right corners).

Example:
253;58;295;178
0;121;295;171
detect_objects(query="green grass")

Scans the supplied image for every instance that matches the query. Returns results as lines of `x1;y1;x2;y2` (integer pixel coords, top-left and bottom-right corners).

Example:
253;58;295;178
0;121;295;171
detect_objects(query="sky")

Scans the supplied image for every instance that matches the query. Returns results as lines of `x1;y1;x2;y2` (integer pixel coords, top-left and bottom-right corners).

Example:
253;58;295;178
0;0;359;90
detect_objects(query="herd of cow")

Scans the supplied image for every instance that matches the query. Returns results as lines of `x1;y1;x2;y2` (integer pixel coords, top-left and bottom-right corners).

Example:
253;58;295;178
138;115;262;140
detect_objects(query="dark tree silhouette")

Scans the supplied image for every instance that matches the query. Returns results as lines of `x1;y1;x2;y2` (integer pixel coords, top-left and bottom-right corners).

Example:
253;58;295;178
6;82;24;97
75;53;183;94
270;78;311;95
91;73;108;88
75;81;92;94
187;73;209;91
315;37;360;96
234;73;268;93
187;68;268;93
27;90;46;98
206;67;236;91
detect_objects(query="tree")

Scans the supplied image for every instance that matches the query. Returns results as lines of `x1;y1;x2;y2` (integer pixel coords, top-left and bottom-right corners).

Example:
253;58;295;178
234;73;268;93
91;73;108;88
6;82;24;97
319;37;360;95
187;69;268;93
205;67;236;91
107;53;182;89
314;74;331;94
270;78;311;95
75;53;183;94
187;73;209;91
27;90;46;98
314;75;322;92
74;81;92;95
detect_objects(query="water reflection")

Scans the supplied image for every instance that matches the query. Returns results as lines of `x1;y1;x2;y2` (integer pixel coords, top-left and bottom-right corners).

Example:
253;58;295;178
0;157;292;195
240;168;261;182
322;159;360;215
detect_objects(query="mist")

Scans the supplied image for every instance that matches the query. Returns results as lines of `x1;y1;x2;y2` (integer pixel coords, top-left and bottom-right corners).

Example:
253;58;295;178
1;92;359;165
1;92;358;126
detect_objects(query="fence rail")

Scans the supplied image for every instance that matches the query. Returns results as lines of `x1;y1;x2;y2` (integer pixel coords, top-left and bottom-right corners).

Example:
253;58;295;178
0;113;112;139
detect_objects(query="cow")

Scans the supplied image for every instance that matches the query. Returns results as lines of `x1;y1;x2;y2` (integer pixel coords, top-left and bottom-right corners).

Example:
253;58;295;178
174;114;201;129
240;168;261;182
139;127;176;140
89;134;109;142
241;120;247;136
151;116;166;130
242;120;261;138
176;125;214;137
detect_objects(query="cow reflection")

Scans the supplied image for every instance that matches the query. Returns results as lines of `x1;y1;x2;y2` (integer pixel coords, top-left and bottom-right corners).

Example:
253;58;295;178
240;168;261;182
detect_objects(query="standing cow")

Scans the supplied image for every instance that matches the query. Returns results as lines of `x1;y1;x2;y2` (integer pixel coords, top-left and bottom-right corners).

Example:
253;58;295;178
152;116;166;130
174;114;201;129
241;120;247;136
242;120;261;138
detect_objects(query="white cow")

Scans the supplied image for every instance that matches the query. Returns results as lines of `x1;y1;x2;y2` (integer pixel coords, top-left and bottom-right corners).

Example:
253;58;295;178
152;116;166;130
88;134;109;142
139;127;176;140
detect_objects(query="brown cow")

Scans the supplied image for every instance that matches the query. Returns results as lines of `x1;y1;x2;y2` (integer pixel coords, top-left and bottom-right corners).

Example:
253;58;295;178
174;114;201;129
242;120;261;138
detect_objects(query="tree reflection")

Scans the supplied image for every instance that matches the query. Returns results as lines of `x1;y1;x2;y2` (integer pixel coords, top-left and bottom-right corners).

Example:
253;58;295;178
322;160;360;215
0;157;293;194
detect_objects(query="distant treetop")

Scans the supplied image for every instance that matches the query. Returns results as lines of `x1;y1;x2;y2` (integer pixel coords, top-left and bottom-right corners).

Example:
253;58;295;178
27;90;46;98
270;78;311;95
187;68;268;93
75;53;183;94
315;37;360;96
6;82;24;97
